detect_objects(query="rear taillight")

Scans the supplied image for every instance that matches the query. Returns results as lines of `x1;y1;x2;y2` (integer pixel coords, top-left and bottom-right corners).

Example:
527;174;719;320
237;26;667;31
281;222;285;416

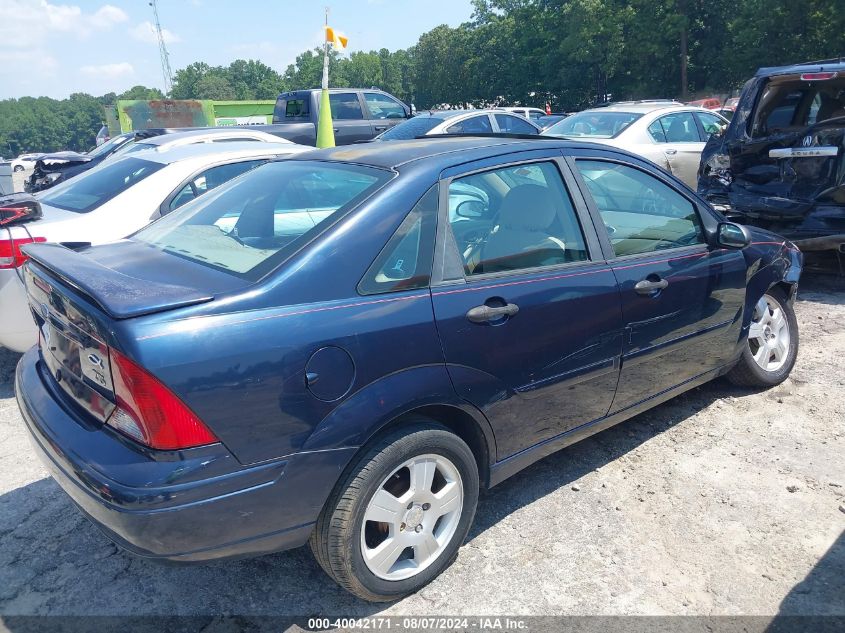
801;72;838;81
107;348;219;450
0;236;46;269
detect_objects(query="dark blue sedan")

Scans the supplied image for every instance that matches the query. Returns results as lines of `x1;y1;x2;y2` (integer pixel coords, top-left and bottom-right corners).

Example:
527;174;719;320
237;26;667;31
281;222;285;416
16;137;802;601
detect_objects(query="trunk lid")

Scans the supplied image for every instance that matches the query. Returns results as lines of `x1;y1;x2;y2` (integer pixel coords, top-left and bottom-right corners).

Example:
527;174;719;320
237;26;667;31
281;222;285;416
22;242;216;423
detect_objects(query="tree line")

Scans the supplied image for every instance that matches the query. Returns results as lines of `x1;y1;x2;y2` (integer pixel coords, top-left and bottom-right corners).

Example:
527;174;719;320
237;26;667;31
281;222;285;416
3;0;844;154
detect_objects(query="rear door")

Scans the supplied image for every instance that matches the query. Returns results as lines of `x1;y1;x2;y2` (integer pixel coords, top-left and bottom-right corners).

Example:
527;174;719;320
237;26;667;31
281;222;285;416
652;111;704;187
430;153;623;460
569;153;747;414
327;92;374;144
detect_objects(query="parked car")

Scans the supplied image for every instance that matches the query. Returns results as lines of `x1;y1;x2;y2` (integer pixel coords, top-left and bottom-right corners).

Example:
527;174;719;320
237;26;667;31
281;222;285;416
698;59;845;270
542;102;728;188
0;141;306;353
536;114;569;130
104;128;290;162
11;153;44;172
496;106;548;121
25;130;171;193
15;137;801;602
262;88;413;145
26;127;285;193
687;97;722;110
375;109;541;141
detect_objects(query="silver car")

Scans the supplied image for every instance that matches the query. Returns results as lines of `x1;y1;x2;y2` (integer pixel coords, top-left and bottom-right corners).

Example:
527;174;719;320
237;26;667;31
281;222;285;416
375;109;541;141
542;101;728;188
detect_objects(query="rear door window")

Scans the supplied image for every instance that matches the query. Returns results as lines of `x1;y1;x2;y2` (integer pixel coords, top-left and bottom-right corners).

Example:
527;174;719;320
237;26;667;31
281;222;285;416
494;114;537;134
446;115;493;134
274;97;310;122
657;113;700;142
329;93;364;120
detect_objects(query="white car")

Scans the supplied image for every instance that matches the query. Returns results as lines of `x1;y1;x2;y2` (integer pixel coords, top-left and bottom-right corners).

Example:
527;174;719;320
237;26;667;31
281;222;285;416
375;109;541;141
11;154;44;172
0;141;307;352
541;101;728;188
496;106;548;122
104;127;289;162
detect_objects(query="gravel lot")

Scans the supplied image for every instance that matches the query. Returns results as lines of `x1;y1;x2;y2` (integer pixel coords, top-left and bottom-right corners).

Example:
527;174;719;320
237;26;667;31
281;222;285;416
0;276;843;618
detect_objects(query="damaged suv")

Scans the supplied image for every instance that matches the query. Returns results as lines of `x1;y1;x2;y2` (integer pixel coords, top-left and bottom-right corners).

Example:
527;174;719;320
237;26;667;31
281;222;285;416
698;60;845;271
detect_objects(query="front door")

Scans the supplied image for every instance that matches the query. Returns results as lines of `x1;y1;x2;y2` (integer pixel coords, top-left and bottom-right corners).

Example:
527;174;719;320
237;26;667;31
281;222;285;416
431;157;623;460
651;111;705;188
570;157;747;414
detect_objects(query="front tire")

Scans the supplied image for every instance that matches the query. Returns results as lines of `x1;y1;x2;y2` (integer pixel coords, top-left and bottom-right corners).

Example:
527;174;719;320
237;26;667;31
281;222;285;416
310;422;479;602
726;288;798;387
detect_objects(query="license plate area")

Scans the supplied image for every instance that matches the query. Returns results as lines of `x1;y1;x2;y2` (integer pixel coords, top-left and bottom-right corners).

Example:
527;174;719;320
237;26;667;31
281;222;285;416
40;320;115;424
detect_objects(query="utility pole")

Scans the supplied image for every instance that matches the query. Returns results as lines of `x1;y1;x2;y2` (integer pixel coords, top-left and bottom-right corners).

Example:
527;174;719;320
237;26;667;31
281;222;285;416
149;0;174;95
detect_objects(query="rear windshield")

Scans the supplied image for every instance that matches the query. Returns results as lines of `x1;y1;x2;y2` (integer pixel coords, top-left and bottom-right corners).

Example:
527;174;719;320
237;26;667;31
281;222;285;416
133;160;392;280
39;157;165;213
379;116;444;140
274;96;310;122
750;76;845;137
542;111;642;138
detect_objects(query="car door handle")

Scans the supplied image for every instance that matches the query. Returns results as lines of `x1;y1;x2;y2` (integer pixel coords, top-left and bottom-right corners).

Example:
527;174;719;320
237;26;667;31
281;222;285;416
374;125;387;131
466;303;519;323
634;278;669;295
664;149;677;155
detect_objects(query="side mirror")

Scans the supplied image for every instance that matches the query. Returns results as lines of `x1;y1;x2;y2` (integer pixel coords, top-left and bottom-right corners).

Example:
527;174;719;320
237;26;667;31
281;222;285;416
456;199;485;219
716;221;750;249
0;193;42;227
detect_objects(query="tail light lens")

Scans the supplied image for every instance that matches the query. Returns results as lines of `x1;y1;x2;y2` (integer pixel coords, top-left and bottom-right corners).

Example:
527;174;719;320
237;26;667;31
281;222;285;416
107;348;219;450
0;236;46;269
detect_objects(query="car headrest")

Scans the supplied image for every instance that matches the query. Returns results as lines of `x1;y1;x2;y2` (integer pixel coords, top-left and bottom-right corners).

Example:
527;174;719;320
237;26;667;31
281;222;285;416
498;184;557;231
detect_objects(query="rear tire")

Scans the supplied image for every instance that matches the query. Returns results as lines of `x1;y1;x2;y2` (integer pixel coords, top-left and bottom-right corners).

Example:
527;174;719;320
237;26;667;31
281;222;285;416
310;421;479;602
13;165;24;172
726;288;798;388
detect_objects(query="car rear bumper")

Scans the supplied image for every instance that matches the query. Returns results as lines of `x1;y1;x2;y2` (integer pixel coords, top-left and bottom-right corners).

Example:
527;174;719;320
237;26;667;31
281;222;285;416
16;347;356;562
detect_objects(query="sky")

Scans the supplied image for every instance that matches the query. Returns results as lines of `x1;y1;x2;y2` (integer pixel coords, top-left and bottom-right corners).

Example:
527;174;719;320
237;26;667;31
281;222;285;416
0;0;476;100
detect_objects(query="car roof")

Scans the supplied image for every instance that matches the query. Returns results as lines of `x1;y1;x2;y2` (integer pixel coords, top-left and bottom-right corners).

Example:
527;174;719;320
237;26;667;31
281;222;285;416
134;128;286;147
297;136;621;171
755;60;845;77
136;141;303;165
579;101;689;114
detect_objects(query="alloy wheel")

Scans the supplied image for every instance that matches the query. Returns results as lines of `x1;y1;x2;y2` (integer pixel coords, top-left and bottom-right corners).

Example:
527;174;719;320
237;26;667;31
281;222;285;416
747;294;791;372
360;453;463;581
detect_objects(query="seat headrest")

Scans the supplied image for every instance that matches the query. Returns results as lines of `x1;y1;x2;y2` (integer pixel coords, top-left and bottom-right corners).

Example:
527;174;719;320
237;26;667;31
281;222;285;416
498;184;557;231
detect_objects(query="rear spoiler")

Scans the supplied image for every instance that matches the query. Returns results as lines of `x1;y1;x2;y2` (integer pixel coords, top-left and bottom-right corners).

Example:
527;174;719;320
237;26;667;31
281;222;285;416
22;242;213;319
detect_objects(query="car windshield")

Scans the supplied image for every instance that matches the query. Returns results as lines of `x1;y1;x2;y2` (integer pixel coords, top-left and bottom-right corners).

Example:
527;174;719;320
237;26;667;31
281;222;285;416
133;160;392;280
378;115;447;140
542;111;642;138
38;157;165;213
86;133;133;158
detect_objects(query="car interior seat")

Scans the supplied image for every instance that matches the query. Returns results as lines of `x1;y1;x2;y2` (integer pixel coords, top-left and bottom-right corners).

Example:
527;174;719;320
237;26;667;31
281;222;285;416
479;184;567;273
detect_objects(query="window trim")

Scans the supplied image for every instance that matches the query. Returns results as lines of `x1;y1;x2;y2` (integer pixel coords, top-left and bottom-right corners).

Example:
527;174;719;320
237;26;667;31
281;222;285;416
357;185;438;296
566;153;720;262
431;155;599;286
